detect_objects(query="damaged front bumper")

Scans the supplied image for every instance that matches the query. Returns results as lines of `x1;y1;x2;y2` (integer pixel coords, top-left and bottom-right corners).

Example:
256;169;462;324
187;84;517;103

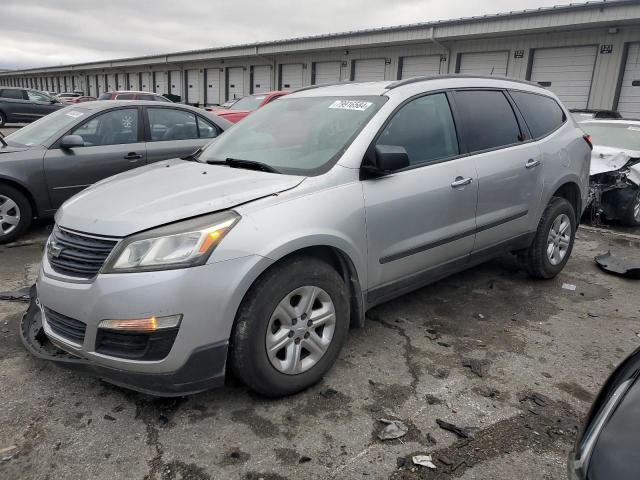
19;287;227;396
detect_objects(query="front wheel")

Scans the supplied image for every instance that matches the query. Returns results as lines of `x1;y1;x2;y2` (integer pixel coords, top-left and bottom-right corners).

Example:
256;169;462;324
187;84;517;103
0;185;32;244
612;187;640;227
230;256;349;397
518;197;576;279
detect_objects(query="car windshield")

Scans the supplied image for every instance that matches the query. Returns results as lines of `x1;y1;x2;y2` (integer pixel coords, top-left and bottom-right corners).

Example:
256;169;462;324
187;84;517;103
582;123;640;151
228;95;266;111
198;96;386;175
5;107;88;147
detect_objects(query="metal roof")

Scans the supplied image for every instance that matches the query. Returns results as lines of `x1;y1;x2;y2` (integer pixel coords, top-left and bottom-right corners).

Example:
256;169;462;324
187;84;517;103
2;0;638;75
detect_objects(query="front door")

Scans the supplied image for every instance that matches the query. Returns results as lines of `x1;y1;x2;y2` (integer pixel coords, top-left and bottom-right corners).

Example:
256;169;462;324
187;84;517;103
452;89;544;252
362;92;478;300
44;107;146;208
24;90;61;120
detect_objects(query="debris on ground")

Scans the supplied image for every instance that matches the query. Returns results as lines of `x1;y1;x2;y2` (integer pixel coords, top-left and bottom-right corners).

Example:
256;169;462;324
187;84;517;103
319;388;338;398
412;454;436;469
519;392;549;407
435;419;472;439
462;358;485;377
595;251;640;279
0;445;18;461
475;386;500;399
0;286;31;302
299;456;312;464
377;419;409;441
562;283;577;291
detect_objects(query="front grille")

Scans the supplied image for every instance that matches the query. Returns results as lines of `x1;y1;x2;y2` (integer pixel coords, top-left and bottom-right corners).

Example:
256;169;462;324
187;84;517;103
48;226;118;278
44;307;86;344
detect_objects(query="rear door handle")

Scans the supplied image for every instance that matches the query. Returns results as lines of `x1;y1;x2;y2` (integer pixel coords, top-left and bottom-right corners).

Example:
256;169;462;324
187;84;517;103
124;152;143;161
451;176;473;188
525;159;541;169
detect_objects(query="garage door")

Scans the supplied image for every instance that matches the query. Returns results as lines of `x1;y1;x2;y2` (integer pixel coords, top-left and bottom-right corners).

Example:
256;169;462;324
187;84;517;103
86;75;94;96
529;46;597;109
97;75;105;95
106;74;116;92
400;55;441;79
252;65;271;93
140;72;151;92
353;58;386;81
227;67;244;99
186;69;201;105
313;61;341;84
154;72;168;94
616;43;640;118
127;73;138;90
206;68;222;105
169;70;182;99
458;51;509;76
280;64;303;90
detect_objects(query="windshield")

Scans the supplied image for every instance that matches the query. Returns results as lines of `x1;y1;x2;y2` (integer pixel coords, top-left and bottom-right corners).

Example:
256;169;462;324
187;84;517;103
199;96;385;175
5;107;88;147
582;123;640;151
229;95;266;111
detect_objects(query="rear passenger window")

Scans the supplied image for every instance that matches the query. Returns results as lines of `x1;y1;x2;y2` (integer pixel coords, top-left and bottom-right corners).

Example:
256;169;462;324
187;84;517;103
148;108;198;141
454;90;522;152
376;93;459;165
0;89;25;100
197;116;219;139
510;91;566;139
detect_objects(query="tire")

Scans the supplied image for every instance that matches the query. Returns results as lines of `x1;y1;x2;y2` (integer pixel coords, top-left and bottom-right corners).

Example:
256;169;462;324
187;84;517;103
0;184;32;244
230;255;349;397
0;111;6;128
518;197;576;279
612;187;640;227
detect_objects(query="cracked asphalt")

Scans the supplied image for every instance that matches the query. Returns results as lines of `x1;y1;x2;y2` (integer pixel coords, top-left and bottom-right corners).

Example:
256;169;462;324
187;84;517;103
1;222;639;480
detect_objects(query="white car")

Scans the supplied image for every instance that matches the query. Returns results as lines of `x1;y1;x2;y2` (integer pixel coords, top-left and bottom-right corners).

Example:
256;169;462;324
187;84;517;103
580;120;640;226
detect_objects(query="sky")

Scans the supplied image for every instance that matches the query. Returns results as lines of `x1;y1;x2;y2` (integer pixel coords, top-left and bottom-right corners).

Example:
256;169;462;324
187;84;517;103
1;0;569;70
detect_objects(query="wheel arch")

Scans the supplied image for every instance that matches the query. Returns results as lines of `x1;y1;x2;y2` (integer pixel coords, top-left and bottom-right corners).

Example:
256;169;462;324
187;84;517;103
0;176;39;218
551;181;582;222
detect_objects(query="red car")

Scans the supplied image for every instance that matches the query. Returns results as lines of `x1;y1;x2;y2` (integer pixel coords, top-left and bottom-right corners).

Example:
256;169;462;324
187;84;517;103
206;91;288;123
65;96;97;104
98;91;172;102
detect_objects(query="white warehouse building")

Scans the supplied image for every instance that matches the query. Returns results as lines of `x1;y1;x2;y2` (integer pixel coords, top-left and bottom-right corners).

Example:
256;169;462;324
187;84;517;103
2;0;640;115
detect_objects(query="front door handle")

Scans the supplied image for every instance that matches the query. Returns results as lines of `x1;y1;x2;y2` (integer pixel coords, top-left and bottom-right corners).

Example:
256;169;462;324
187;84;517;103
525;159;541;169
124;152;143;161
451;176;473;188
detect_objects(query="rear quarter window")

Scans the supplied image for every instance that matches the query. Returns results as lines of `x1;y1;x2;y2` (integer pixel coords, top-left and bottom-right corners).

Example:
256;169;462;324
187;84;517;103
510;91;566;139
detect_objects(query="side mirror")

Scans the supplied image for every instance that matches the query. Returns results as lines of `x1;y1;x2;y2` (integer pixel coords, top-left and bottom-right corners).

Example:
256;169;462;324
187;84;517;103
60;135;85;149
363;145;410;176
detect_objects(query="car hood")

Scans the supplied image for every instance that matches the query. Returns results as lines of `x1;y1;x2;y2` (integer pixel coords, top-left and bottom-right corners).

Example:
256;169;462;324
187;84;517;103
590;146;640;185
57;158;305;237
211;108;249;116
0;144;32;155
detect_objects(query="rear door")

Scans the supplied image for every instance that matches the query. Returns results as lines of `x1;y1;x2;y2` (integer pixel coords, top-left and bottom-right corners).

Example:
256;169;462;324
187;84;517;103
362;92;478;296
0;89;31;121
452;89;543;253
24;90;60;119
143;106;220;162
43;107;147;208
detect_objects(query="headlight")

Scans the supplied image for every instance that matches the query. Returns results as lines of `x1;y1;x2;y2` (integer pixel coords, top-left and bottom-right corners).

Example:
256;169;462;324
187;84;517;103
103;211;239;273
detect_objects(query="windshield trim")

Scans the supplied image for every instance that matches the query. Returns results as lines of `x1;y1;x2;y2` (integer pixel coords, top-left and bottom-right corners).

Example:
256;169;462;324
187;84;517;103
198;95;387;177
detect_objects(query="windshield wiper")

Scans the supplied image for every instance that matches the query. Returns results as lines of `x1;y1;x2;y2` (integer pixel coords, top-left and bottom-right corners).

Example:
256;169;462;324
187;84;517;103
0;132;7;148
206;157;279;173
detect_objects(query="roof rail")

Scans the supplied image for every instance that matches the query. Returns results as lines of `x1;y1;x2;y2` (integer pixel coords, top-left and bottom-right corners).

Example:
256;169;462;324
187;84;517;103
386;74;541;90
292;81;353;93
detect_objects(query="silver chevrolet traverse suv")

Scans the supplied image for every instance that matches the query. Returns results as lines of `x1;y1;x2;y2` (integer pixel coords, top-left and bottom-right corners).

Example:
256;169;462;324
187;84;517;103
28;76;591;397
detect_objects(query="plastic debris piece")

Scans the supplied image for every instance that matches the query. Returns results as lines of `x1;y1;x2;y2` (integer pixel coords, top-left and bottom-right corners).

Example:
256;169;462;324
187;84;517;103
595;251;640;279
377;419;408;440
319;388;338;398
412;455;436;469
562;283;577;291
0;445;18;462
0;286;31;302
436;419;471;439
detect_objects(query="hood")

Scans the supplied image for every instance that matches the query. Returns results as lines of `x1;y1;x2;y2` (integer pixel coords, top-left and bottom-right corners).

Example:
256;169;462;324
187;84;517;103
57;159;305;237
590;146;640;185
0;145;31;155
211;108;248;116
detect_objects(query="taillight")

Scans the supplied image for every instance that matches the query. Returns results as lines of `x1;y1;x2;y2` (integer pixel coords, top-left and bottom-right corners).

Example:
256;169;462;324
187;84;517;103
583;134;593;150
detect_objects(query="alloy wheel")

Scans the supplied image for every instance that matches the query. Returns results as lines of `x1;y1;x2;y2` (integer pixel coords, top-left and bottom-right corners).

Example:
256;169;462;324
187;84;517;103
0;195;20;237
546;213;571;266
266;285;336;374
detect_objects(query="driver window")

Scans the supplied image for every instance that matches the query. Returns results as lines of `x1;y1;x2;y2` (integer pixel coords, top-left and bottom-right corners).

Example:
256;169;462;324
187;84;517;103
70;108;138;146
376;93;459;166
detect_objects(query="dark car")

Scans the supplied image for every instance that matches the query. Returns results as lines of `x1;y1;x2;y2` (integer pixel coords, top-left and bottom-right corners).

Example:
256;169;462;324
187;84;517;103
0;100;231;243
0;87;64;127
569;346;640;480
98;91;172;102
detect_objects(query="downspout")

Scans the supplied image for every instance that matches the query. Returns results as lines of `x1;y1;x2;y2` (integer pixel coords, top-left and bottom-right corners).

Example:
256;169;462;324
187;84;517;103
428;26;450;74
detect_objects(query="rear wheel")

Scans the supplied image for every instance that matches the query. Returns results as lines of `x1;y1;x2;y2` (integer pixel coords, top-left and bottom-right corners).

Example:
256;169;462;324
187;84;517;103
0;185;32;244
518;197;576;279
230;256;349;397
0;111;6;127
611;187;640;227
